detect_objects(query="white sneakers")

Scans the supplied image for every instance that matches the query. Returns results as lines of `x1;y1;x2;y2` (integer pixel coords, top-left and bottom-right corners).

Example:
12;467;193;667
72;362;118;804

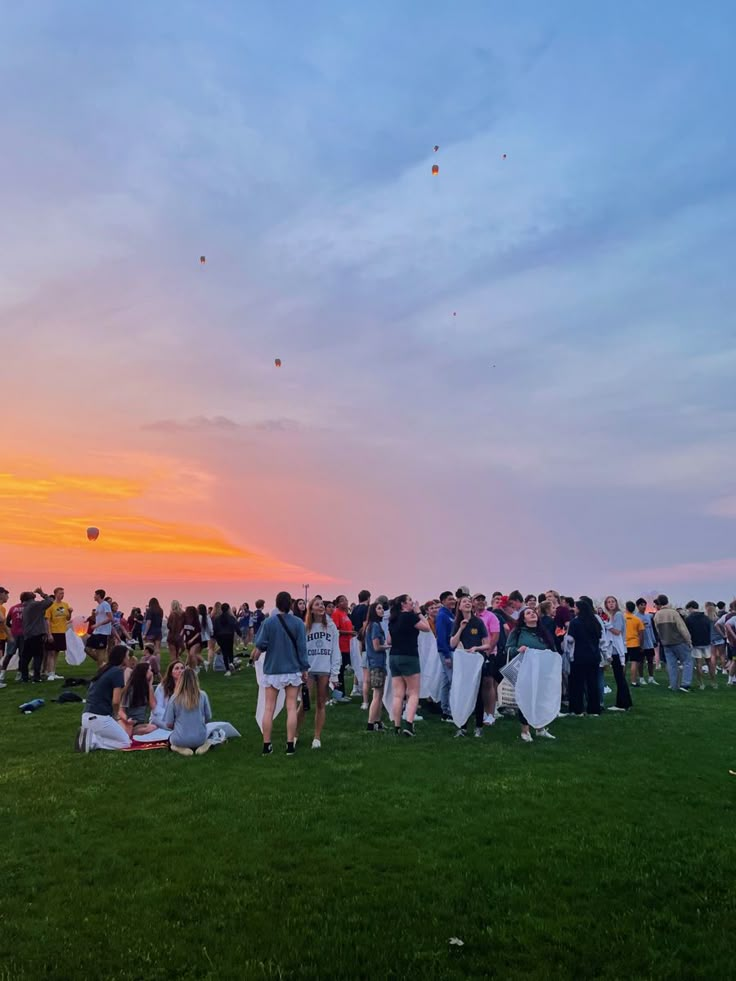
311;738;321;749
603;685;612;695
483;713;496;726
46;673;63;681
520;731;533;743
648;677;659;685
360;702;369;710
224;671;231;677
536;728;556;740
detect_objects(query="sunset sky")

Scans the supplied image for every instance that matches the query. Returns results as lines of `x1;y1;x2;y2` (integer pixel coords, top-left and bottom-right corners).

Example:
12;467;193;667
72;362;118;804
4;1;736;611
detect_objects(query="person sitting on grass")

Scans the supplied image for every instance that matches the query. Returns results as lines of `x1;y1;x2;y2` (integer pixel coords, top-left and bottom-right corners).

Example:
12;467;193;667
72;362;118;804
151;660;185;727
119;661;157;737
140;643;161;683
75;645;130;752
164;666;213;757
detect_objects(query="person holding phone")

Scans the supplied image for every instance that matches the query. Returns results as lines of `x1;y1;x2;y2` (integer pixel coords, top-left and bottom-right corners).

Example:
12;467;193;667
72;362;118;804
387;595;430;737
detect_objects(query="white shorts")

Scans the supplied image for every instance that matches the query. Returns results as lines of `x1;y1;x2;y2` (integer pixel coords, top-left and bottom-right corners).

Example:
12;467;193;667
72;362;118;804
263;672;303;690
692;647;710;660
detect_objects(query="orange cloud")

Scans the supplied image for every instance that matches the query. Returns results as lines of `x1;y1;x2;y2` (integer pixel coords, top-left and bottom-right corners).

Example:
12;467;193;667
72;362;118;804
1;464;334;585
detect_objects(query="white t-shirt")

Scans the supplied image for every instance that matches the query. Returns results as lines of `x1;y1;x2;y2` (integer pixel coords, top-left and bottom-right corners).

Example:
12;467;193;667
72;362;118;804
94;601;113;636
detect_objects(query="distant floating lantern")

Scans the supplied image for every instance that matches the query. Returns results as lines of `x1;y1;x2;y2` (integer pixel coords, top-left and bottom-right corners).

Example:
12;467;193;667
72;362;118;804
200;255;206;264
274;358;282;368
502;154;507;159
86;527;99;542
432;164;439;176
433;145;439;152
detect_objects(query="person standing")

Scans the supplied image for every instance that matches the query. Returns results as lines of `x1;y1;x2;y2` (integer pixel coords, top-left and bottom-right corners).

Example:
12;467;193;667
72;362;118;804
634;598;659;685
85;589;114;665
505;607;558;741
566;599;603;715
300;597;341;748
472;593;500;726
253;591;309;756
684;601;714;690
387;595;430;737
44;586;72;681
167;601;185;664
213;602;241;676
1;596;26;682
331;595;355;700
624;601;646;687
0;586;10;688
435;591;456;722
603;596;632;711
365;600;390;731
20;588;55;683
653;595;693;692
451;596;490;737
142;598;164;656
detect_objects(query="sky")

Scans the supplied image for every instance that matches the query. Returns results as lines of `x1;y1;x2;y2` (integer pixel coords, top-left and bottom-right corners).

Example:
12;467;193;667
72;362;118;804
3;0;736;611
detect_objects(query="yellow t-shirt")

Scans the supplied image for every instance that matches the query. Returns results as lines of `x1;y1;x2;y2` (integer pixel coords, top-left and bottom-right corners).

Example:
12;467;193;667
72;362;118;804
0;604;7;641
625;612;644;648
46;601;72;634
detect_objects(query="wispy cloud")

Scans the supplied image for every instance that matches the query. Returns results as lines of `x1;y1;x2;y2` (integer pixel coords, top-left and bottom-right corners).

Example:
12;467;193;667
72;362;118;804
141;416;302;434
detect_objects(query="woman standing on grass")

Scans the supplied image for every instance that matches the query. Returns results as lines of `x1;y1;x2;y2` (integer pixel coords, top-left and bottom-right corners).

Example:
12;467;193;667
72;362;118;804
164;667;213;757
151;660;185;727
365;600;389;731
566;598;602;716
181;605;203;670
298;597;341;749
198;604;214;668
253;591;309;756
388;595;430;737
505;607;557;742
451;595;490;737
167;600;185;664
119;661;157;736
143;598;164;657
603;596;632;712
75;645;130;752
213;603;240;677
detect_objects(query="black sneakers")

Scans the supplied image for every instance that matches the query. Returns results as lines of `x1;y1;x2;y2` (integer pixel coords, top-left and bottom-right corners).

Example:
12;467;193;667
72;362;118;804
286;741;296;756
262;742;273;756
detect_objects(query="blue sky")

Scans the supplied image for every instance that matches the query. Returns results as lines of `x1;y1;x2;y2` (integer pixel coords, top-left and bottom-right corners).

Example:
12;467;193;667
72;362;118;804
3;1;736;605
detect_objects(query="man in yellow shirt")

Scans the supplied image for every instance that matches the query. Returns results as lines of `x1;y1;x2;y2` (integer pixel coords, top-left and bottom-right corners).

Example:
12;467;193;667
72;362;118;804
44;586;73;681
0;586;8;689
624;600;646;688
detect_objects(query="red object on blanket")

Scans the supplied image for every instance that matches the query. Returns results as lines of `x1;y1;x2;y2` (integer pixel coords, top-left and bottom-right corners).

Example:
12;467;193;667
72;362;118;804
121;740;170;752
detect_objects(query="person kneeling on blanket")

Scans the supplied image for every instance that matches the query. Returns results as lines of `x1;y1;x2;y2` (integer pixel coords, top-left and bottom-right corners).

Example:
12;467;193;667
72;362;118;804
75;645;131;752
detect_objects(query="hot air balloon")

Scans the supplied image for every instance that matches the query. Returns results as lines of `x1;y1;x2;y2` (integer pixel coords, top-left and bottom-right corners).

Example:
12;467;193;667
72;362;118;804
86;527;99;542
274;358;282;368
502;154;507;160
432;164;439;176
433;145;439;152
200;255;206;265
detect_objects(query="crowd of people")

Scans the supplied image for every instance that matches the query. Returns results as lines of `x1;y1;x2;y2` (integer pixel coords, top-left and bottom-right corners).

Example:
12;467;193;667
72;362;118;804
1;584;734;756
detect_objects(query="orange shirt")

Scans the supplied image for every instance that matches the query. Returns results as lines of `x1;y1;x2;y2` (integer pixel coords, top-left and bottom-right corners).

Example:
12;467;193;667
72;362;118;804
625;612;644;648
332;608;354;654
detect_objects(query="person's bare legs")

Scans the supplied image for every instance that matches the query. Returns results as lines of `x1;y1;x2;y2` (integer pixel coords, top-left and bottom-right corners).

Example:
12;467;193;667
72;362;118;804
285;685;299;743
369;684;384;724
314;676;329;741
392;677;407;729
262;687;279;744
482;677;496;716
362;667;370;706
404;674;420;723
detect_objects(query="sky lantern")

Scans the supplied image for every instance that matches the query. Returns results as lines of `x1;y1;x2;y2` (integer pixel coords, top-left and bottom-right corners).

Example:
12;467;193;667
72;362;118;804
274;358;282;368
86;526;99;542
432;164;439;176
433;145;439;152
71;615;88;637
200;255;206;265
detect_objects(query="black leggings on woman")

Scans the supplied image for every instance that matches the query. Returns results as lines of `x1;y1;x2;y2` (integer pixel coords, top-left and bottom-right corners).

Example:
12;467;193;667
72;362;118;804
569;659;601;714
611;654;632;709
218;634;234;671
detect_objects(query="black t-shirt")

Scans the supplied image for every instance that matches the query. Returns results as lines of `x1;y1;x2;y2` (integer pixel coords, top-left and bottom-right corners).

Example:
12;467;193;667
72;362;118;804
350;604;369;633
389;612;420;657
685;611;712;647
457;615;488;651
86;666;125;716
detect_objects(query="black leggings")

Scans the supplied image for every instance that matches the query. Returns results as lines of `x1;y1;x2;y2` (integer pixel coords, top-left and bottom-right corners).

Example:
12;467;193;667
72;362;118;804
611;654;632;709
20;635;45;682
337;651;350;694
643;649;655;677
568;660;601;715
218;635;234;671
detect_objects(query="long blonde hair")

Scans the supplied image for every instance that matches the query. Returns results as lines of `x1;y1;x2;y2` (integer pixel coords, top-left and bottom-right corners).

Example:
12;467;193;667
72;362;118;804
170;599;182;614
173;667;201;711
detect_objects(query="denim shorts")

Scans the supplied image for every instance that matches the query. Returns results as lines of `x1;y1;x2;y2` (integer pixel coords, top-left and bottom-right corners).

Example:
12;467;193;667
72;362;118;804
389;654;420;677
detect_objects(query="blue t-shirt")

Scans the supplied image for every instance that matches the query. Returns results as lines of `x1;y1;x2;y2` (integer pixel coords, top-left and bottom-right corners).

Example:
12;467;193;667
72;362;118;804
365;622;387;669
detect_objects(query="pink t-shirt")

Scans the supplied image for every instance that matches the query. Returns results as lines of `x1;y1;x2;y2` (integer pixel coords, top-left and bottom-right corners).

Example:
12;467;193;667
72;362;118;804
478;610;500;650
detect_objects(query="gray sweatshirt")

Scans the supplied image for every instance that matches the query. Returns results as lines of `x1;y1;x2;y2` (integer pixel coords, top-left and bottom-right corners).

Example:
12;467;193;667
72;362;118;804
22;596;53;639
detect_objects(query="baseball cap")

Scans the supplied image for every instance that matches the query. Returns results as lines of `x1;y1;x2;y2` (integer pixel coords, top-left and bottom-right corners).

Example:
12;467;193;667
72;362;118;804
456;585;471;597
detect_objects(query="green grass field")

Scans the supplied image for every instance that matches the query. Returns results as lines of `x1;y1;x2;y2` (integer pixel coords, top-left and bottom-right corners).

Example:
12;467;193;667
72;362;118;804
1;654;735;980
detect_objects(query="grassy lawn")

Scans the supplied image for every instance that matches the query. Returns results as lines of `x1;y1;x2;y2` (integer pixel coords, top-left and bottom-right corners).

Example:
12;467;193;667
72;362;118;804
1;653;735;980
